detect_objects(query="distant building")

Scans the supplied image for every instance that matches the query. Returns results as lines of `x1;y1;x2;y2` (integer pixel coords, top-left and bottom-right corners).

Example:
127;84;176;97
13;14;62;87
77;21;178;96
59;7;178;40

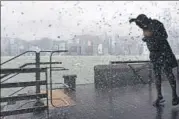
67;39;81;55
1;37;10;56
69;35;102;56
114;36;143;55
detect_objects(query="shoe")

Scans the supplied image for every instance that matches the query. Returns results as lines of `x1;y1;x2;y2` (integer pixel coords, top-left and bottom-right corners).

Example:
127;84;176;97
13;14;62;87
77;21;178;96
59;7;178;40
153;97;165;107
172;97;179;106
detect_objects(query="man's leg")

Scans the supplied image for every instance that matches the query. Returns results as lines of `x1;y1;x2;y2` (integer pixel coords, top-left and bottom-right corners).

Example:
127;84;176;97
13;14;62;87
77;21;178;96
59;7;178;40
164;67;179;105
154;68;163;99
153;63;164;106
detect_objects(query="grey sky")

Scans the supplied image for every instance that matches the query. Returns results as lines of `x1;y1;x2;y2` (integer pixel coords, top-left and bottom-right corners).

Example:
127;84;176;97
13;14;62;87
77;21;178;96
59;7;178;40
1;1;179;41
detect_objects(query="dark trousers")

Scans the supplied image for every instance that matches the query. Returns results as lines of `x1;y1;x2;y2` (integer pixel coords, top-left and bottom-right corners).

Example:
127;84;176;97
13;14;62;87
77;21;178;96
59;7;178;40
153;62;178;99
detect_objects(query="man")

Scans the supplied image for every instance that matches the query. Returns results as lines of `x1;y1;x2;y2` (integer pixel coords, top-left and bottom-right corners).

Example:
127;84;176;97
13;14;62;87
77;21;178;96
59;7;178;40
129;14;179;106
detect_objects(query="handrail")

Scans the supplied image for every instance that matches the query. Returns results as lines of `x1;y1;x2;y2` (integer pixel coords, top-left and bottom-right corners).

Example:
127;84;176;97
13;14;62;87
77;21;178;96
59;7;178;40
0;63;32;81
49;50;69;108
1;68;47;74
1;50;64;69
1;61;62;81
110;60;150;64
1;51;37;66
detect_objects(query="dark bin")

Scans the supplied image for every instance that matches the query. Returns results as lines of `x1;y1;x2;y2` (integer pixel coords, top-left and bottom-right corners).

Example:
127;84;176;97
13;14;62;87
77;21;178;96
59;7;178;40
63;75;77;91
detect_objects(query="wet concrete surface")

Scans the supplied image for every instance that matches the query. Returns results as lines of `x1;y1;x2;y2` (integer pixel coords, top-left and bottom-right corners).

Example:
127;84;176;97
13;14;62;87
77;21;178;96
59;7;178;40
2;81;179;119
66;81;179;119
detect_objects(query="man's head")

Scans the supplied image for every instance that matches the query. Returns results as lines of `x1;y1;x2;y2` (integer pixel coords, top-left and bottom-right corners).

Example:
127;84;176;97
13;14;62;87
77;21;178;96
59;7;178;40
129;14;150;30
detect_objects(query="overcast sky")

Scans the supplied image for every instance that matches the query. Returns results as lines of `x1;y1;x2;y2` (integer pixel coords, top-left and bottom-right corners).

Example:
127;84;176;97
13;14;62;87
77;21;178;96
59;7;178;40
1;1;179;41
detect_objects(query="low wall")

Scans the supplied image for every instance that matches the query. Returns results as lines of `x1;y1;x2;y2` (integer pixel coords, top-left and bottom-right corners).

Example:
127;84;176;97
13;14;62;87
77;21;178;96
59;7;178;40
94;60;179;89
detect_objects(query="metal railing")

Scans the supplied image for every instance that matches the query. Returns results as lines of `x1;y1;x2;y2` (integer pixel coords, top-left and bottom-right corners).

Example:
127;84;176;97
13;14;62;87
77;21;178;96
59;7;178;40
49;50;70;108
1;61;61;82
1;51;37;66
0;50;69;118
110;60;179;84
1;50;66;93
110;60;152;84
0;68;49;118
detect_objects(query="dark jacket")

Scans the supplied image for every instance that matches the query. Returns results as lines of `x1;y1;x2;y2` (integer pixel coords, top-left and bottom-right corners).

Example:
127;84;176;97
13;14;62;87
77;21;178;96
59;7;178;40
141;19;178;68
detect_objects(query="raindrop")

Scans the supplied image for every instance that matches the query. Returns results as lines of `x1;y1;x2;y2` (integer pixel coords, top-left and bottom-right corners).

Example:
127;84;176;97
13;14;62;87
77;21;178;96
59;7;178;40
118;22;122;25
48;24;52;27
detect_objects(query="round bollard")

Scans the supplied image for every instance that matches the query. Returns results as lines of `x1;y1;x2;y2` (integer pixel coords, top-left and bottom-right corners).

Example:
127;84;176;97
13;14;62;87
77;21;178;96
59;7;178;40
63;75;77;91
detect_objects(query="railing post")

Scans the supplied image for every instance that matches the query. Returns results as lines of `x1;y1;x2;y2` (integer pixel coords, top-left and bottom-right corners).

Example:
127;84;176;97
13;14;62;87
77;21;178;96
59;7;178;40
36;52;40;94
177;66;179;95
34;52;44;107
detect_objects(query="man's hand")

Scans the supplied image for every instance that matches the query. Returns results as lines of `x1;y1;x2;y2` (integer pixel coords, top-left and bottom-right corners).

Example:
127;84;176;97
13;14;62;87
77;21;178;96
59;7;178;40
129;18;136;24
143;30;153;37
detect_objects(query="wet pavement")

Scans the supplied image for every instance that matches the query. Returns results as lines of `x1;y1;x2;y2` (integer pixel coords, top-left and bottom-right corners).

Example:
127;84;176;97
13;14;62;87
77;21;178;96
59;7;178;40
66;81;179;119
3;81;179;119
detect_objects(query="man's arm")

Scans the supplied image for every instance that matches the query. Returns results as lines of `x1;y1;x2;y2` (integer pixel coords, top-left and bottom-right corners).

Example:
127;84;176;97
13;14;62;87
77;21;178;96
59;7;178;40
129;18;145;29
129;18;153;42
129;18;136;23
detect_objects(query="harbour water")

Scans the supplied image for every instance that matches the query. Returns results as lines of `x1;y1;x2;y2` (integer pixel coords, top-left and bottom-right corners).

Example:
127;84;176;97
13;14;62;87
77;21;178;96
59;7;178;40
1;55;179;96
